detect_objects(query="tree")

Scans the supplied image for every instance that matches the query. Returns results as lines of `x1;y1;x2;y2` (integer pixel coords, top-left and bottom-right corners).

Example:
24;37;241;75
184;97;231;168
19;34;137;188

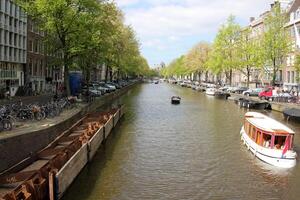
261;2;292;86
236;27;264;87
162;56;188;78
17;0;105;95
185;42;212;81
209;15;241;85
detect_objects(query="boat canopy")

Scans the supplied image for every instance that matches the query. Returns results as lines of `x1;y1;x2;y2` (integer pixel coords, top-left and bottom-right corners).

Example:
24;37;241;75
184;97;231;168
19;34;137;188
245;112;295;135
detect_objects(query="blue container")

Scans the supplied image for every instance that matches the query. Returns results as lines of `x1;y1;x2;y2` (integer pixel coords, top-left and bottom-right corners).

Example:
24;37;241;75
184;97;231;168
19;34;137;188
69;72;83;96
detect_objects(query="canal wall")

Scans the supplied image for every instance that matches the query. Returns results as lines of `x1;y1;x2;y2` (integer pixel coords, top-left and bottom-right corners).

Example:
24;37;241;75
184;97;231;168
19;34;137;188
0;83;136;173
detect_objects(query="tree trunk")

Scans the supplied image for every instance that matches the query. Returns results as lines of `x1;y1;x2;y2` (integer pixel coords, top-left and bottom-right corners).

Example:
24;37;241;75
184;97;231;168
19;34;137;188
64;62;70;96
109;69;113;82
229;69;232;86
272;59;277;86
247;67;250;88
198;71;202;82
105;66;109;83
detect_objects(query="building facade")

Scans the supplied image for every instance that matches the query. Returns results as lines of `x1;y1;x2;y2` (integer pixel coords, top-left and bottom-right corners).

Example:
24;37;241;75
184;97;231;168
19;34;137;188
285;0;300;90
26;19;46;93
0;0;27;96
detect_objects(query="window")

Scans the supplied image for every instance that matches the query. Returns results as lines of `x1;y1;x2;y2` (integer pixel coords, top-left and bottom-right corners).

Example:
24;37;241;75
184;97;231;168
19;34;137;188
250;127;256;140
263;133;272;148
274;136;285;149
256;131;262;145
29;40;33;52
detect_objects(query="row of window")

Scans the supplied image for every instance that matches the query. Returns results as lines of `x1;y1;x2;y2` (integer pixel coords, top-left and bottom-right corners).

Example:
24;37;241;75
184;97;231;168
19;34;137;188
0;29;26;48
0;12;27;33
28;39;45;54
28;21;44;36
28;58;46;77
0;0;26;21
0;45;26;63
287;71;299;83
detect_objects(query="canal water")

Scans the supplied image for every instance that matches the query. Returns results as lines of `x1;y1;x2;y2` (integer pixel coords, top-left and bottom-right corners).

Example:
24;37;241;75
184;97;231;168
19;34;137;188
63;83;300;200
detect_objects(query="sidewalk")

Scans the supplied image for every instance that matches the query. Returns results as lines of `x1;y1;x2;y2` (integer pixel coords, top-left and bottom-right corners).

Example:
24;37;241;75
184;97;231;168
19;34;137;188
0;104;86;140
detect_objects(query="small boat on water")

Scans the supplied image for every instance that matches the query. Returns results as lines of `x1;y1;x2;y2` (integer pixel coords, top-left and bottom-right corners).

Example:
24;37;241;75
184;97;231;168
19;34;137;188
214;91;230;99
205;88;216;96
283;108;300;122
171;96;181;104
240;112;297;168
154;80;159;84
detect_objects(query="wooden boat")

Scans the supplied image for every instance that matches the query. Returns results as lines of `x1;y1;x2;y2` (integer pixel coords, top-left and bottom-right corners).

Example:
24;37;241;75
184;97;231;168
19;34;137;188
240;112;297;168
214;91;230;99
283;108;300;122
205;88;216;96
171;96;181;104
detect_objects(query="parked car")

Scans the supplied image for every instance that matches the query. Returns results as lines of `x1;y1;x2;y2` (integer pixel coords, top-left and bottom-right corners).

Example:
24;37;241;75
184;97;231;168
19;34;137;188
259;87;273;100
226;86;238;93
105;83;117;90
82;86;102;97
108;82;121;89
233;87;248;94
243;88;264;96
219;85;230;92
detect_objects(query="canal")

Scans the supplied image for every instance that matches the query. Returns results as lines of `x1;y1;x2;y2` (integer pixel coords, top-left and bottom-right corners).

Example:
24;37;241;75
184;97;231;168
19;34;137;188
63;83;300;200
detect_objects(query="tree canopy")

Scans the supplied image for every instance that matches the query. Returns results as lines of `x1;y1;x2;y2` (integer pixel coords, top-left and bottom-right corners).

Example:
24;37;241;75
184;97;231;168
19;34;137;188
17;0;150;94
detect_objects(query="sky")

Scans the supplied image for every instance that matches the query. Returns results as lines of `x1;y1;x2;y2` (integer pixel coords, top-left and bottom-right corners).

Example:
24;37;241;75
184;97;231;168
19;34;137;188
115;0;275;67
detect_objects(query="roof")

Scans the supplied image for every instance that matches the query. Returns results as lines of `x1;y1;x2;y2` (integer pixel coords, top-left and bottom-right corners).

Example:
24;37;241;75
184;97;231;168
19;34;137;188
245;112;295;135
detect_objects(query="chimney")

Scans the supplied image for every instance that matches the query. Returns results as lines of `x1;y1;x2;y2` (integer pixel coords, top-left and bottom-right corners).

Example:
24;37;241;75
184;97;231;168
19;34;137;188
250;17;255;22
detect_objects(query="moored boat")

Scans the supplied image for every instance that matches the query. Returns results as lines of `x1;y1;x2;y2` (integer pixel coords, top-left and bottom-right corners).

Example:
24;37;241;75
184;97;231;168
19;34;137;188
214;91;230;99
283;108;300;122
240;112;297;168
205;88;216;96
237;98;271;110
171;96;181;104
195;86;206;92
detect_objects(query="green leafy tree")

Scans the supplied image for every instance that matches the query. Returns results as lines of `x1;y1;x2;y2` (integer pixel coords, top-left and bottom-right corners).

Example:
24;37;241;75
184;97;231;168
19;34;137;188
17;0;104;95
209;15;241;85
236;27;264;87
261;3;291;86
185;42;212;81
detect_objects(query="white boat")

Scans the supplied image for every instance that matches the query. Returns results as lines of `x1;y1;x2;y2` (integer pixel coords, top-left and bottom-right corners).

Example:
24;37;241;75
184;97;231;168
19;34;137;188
240;112;297;168
205;88;216;96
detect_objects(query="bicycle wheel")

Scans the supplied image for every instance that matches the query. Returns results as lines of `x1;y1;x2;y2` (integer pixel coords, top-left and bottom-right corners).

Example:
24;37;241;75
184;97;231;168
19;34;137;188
34;112;43;121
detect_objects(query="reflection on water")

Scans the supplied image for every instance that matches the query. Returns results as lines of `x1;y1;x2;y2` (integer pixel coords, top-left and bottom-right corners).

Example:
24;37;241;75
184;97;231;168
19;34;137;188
63;83;300;200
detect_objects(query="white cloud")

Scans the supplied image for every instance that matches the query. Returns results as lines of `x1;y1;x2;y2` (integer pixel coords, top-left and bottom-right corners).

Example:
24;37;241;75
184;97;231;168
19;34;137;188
115;0;277;65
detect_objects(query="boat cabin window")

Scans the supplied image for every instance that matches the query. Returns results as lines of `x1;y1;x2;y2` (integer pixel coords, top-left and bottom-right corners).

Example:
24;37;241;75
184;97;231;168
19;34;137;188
245;120;250;135
251;127;256;140
274;135;287;150
256;131;262;145
262;133;272;148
